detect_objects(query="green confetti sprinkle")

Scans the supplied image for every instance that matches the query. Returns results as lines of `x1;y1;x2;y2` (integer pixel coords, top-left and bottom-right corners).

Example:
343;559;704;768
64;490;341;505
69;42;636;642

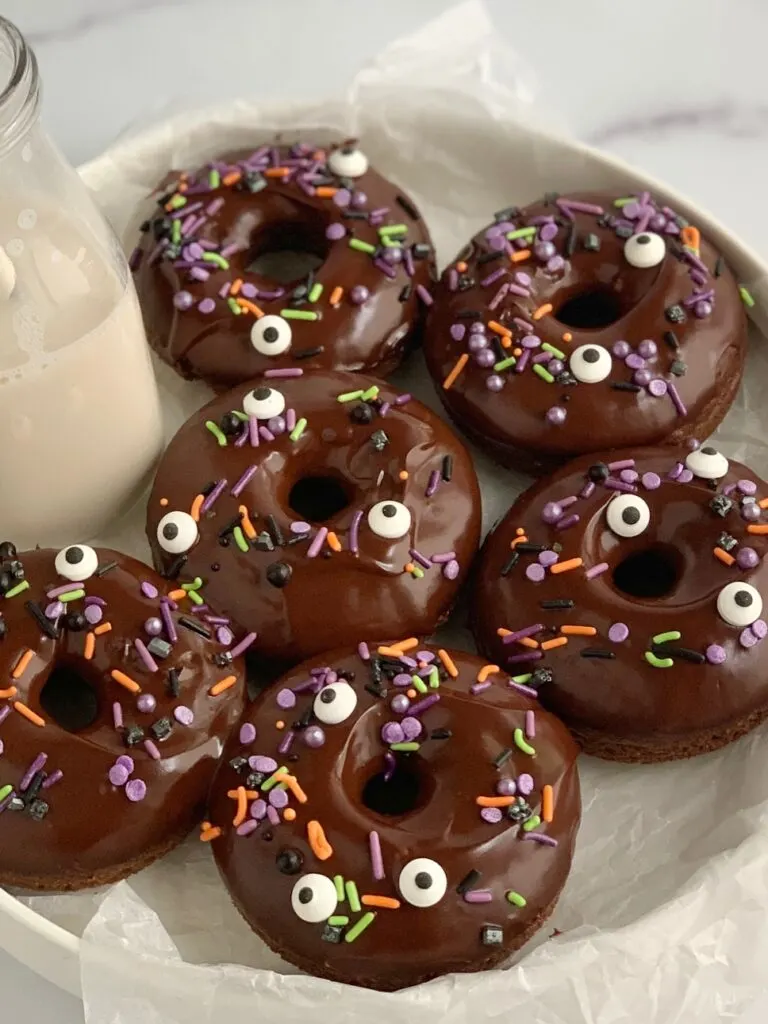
260;766;288;792
227;297;242;315
167;193;186;210
411;675;428;694
328;916;349;927
345;880;361;913
205;420;227;446
202;252;230;270
506;890;527;907
511;673;532;684
645;651;674;668
233;526;249;553
280;308;319;321
522;814;542;832
4;580;30;600
533;364;554;384
59;589;85;603
740;285;755;308
0;785;12;802
652;630;681;645
344;912;375;943
208;170;221;189
378;224;407;237
289;417;307;442
506;227;536;240
337;390;365;403
334;875;345;902
428;666;440;689
613;197;634;207
361;385;380;401
541;342;565;359
493;356;517;372
308;282;324;303
513;727;536;756
349;238;376;254
390;742;421;752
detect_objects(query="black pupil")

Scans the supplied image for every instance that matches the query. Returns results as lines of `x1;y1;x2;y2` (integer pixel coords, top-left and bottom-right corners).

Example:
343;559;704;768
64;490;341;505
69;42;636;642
583;348;600;363
414;872;432;889
65;547;84;564
382;504;397;518
253;387;271;400
735;590;753;608
262;326;279;343
702;446;717;456
298;887;313;904
341;146;354;155
621;507;641;525
163;523;179;540
320;688;336;703
636;234;651;245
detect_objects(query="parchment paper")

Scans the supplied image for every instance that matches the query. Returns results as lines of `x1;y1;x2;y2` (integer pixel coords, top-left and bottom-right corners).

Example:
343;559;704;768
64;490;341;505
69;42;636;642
18;2;768;1020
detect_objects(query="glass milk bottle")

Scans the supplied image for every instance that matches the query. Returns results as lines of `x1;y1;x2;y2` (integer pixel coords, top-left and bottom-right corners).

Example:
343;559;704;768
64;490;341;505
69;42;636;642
0;16;163;549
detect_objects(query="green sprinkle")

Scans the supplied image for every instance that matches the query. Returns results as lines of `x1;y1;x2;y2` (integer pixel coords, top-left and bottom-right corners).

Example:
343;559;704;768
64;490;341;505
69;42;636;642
0;785;12;802
171;219;181;244
740;285;755;308
279;308;319;321
59;589;85;603
533;364;554;384
382;239;403;248
233;526;249;553
411;674;428;694
334;875;345;902
261;766;288;792
349;238;376;254
410;566;425;579
337;390;365;403
345;880;361;913
202;252;229;270
205;420;227;446
344;912;375;943
506;227;536;240
513;728;536;756
208;170;221;189
289;417;307;442
328;916;349;927
308;282;324;303
227;297;242;315
506;890;527;907
231;409;248;422
428;666;440;689
361;385;380;401
511;673;532;684
645;651;674;668
541;342;565;359
652;630;681;645
168;193;186;210
493;356;517;372
613;197;634;207
390;742;420;752
522;814;542;832
187;589;204;605
181;577;203;591
378;224;407;237
3;580;29;600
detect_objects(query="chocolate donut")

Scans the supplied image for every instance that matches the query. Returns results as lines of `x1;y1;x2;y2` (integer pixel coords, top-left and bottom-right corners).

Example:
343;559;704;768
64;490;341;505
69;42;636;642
0;543;246;890
472;445;768;762
423;191;748;473
206;643;580;990
146;371;481;667
132;141;434;390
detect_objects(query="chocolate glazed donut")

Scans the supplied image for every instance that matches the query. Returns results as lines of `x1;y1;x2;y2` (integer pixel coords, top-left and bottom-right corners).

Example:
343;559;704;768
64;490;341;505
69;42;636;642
424;191;748;473
0;544;246;890
206;644;580;990
472;445;768;762
146;371;481;667
132;141;434;390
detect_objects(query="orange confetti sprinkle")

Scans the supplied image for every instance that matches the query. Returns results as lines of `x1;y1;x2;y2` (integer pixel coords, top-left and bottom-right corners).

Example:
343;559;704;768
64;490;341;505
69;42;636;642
747;524;768;535
190;493;205;522
111;669;141;694
542;784;554;823
532;303;553;321
307;819;333;860
550;557;583;574
477;795;515;807
560;625;597;637
513;347;523;357
562;332;573;343
233;786;248;827
84;632;96;660
283;808;297;822
12;649;34;680
239;506;257;540
222;170;241;187
14;702;45;727
326;531;342;552
160;497;169;506
283;774;308;804
230;278;243;296
510;248;531;263
167;589;186;601
200;827;222;843
541;636;568;652
398;470;409;481
714;547;735;567
456;261;468;273
94;622;112;636
276;720;285;730
516;528;525;535
488;320;512;337
438;648;459;678
209;675;237;696
236;297;265;318
315;186;338;198
0;687;17;699
442;353;469;390
406;688;417;699
477;664;500;683
362;895;401;909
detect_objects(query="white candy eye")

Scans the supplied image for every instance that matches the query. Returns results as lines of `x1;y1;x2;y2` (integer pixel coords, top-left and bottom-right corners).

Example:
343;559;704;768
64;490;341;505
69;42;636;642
624;232;666;269
156;511;198;554
313;681;358;725
243;386;285;420
398;858;448;908
54;545;99;582
685;445;729;480
328;145;369;179
367;500;412;540
606;494;651;538
250;315;292;356
717;582;763;627
569;345;612;384
291;874;338;923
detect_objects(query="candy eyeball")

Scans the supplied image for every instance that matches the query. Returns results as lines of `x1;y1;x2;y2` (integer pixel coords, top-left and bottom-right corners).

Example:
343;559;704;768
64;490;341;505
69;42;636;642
313;681;358;725
569;344;612;384
243;385;286;420
250;315;292;356
606;494;651;538
717;582;763;627
291;874;338;923
54;544;98;582
156;511;198;555
685;445;729;480
398;858;448;908
368;500;412;540
328;145;369;179
624;232;666;269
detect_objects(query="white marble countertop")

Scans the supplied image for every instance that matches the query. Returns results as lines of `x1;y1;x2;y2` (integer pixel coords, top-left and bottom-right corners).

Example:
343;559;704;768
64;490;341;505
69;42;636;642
1;0;766;1019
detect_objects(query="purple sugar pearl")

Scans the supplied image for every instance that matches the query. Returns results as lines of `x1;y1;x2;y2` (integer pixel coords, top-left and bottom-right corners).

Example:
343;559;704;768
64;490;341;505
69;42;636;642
608;622;629;643
737;547;760;570
333;188;351;208
350;285;369;305
634;369;652;387
496;778;516;796
546;406;567;426
144;617;163;637
108;764;129;787
351;190;368;208
695;300;713;318
650;213;667;231
303;725;326;748
239;722;257;745
267;415;286;436
137;694;156;714
173;290;194;310
125;779;147;803
474;348;495;368
381;722;405;745
249;755;278;774
269;788;289;809
276;688;296;710
612;340;631;358
547;255;565;273
486;374;504;391
542;501;563;524
383;246;403;264
401;717;422;741
517;773;534;796
481;807;503;824
637;339;658;359
752;619;768;640
534;241;556;261
326;222;345;240
468;333;488;352
526;564;546;583
742;502;761;522
642;472;661;490
547;359;565;376
391;694;410;714
174;706;194;726
706;644;727;665
198;297;216;315
469;321;486;333
84;604;103;625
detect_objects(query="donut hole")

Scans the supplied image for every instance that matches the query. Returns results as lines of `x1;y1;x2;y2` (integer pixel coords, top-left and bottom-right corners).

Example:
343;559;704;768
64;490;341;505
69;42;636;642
246;209;330;286
555;287;624;330
288;474;352;523
39;663;100;732
362;759;434;817
612;544;682;599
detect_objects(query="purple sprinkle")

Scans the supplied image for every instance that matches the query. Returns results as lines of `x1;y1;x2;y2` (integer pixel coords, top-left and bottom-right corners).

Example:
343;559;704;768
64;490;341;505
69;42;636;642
112;702;124;730
524;833;558;847
307;527;328;559
425;469;441;498
526;564;546;583
479;808;503;825
134;639;159;673
401;716;422;741
579;481;596;500
45;601;64;619
738;479;758;496
608;622;629;643
753;620;768;640
555;513;580;531
737;547;760;570
496;778;516;796
19;753;48;792
229;632;257;658
125;779;147;802
358;641;370;661
236;820;259;837
326;222;346;240
517;774;535;796
248;415;260;447
604;477;637;494
285;408;297;432
503;623;544;645
585;562;609;580
259;426;275;443
137;693;157;714
349;509;364;555
269;788;289;809
250;799;267;821
276;688;297;710
42;769;63;790
303;725;326;748
488;283;511;311
608;459;635;471
144;739;161;760
408;550;432;571
642;472;661;490
216;626;234;646
381;722;405;745
471;682;492;695
464;886;495;900
706;644;727;665
84;595;107;607
174;706;194;726
277;730;295;755
740;628;759;649
481;267;507;288
265;804;281;826
448;269;459;291
525;710;535;738
160;600;178;643
368;830;385;880
667;381;687;416
249;755;278;774
507;651;543;664
0;788;16;814
200;478;228;513
557;198;603;216
443;559;460;581
264;367;303;379
109;764;129;787
0;706;11;727
508;681;539;698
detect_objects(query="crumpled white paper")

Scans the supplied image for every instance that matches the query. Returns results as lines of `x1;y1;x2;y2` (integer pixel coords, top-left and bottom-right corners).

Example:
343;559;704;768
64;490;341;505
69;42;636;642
14;1;768;1020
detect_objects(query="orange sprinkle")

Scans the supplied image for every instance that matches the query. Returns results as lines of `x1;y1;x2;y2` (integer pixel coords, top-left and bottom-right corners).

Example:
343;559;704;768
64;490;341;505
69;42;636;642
326;531;342;552
477;795;515;807
758;497;768;509
94;622;112;636
532;303;553;321
230;278;243;296
0;687;17;699
714;546;736;567
222;170;241;187
227;790;260;799
160;497;169;506
209;675;237;696
307;819;333;860
398;470;409;481
510;248;531;263
406;688;417;699
168;589;186;601
84;632;96;660
283;807;297;822
497;627;511;638
361;895;401;909
329;285;344;306
560;625;597;637
438;648;459;678
111;669;141;694
541;636;568;652
456;261;468;273
562;332;573;343
264;166;290;178
747;524;768;535
488;320;512;337
500;335;513;349
200;827;222;843
519;637;539;649
315;186;338;198
276;720;285;730
239;506;257;540
383;638;419;654
236;298;265;318
550;557;583;574
442;353;469;390
12;649;34;680
681;225;701;252
232;786;248;827
190;493;205;522
510;534;529;549
283;774;308;804
477;664;500;683
542;784;554;823
14;702;45;727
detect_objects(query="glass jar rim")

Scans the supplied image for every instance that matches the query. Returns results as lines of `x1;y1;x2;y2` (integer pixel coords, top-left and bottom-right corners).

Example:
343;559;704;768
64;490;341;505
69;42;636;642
0;16;40;153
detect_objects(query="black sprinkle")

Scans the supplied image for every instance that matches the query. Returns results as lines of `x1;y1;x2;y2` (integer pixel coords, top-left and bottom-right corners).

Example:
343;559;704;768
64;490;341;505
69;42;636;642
24;601;59;640
266;514;285;547
412;242;431;260
22;771;45;805
398;284;412;302
457;275;475;291
94;560;118;578
370;655;383;686
321;924;344;944
124;725;145;747
365;683;387;699
494;206;520;221
663;330;680;351
370;429;389;452
229;756;248;773
28;798;49;821
714;255;724;277
200;480;217;497
530;667;554;687
179;616;212;639
297;706;314;729
540;599;575;610
718;532;738;552
246;772;265;788
615;224;633;239
653;645;706;664
493;748;513;769
457;309;483;319
665;304;687;324
611;381;642;392
481;925;504;946
478;250;502;265
515;542;545;554
670;360;687;377
342;210;369;221
543;192;560;205
150;717;173;741
396;194;419;220
501;552;520;576
580;648;616;659
492;335;507;362
456;869;481;894
218;516;241;539
293;346;325;360
147;637;172;660
163;554;187;580
441;454;454;482
168;668;180;698
254;531;276;552
566;223;578;256
710;494;733;517
582;232;600;252
430;728;452;739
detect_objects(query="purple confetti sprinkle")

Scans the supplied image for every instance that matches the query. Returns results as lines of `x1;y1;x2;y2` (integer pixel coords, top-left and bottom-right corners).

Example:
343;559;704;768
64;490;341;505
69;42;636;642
706;644;727;665
526;564;546;583
45;601;64;619
517;773;534;795
443;559;460;580
753;619;768;640
174;706;194;726
269;788;289;809
249;755;277;774
251;799;267;820
401;716;422;741
608;622;629;643
125;779;147;802
239;722;257;745
109;764;129;787
276;688;297;710
236;820;259;837
642;472;661;490
740;628;759;649
84;604;103;625
381;722;405;745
